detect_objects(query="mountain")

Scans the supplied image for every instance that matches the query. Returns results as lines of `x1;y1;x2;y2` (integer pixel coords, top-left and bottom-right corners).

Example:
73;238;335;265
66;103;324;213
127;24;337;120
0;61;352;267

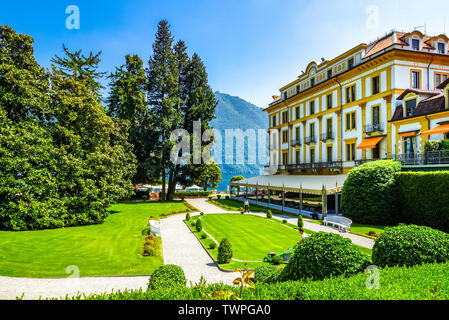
210;92;268;191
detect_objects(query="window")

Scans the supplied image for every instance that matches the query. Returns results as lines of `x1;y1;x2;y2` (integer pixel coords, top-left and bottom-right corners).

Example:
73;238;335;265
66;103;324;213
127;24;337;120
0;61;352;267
326;94;332;110
282;152;288;165
346;85;356;103
372;105;380;126
327;69;332;79
412;39;420;51
348;58;354;69
326;118;333;136
372;76;380;95
295;107;300;120
295;150;300;164
310;123;315;138
327;146;333;162
295;126;300;140
412;71;421;89
296;85;300;94
282;111;288;123
438;42;445;54
435;72;448;89
405;98;417;117
282;130;288;143
346;111;356;130
403;137;416;156
346;143;356;161
310;100;315;115
271;115;277;127
310;149;315;163
310;77;315;87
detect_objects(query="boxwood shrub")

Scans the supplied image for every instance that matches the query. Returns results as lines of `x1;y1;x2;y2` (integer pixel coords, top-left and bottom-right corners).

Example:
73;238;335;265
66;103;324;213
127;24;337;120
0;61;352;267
341;160;401;225
372;224;449;267
396;171;449;232
217;238;233;264
147;264;187;290
254;265;281;284
280;232;370;281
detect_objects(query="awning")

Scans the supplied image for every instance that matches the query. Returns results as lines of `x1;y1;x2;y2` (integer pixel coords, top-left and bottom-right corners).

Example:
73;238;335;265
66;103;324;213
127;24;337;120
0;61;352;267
399;131;416;138
421;124;449;136
356;136;383;150
230;174;347;195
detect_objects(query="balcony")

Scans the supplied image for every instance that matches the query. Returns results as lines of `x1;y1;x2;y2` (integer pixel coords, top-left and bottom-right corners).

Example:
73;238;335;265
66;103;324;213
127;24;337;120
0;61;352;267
305;136;316;144
291;139;301;147
395;151;449;166
364;123;384;134
320;132;334;141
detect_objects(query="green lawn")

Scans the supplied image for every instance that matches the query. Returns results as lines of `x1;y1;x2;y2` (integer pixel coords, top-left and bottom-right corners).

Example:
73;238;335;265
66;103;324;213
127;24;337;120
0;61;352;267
211;198;298;218
0;201;187;278
350;223;386;239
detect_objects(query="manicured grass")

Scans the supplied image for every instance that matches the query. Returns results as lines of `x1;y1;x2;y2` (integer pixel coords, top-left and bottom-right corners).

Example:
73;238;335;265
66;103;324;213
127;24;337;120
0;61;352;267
350;223;386;239
211;198;298;218
0;201;188;278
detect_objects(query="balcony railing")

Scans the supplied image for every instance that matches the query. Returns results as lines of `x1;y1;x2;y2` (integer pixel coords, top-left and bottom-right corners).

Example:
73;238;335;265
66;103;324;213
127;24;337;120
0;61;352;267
291;139;301;147
364;122;384;133
320;132;334;141
285;161;342;172
395;151;449;166
305;136;316;144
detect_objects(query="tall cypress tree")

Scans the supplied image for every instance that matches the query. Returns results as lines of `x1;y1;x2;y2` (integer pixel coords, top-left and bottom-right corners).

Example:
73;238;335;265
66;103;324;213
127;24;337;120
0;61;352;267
147;20;182;200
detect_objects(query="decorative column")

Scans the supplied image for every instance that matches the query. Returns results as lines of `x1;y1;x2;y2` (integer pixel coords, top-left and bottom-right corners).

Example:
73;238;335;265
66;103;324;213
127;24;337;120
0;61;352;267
383;95;392;158
321;184;327;220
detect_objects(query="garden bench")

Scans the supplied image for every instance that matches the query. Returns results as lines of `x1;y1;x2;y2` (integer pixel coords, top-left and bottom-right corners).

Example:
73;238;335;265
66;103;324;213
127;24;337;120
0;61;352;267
149;220;161;237
323;216;352;232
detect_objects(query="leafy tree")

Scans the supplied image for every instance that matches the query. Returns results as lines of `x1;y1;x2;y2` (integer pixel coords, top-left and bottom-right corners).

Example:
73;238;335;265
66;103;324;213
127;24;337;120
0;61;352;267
230;175;245;194
192;160;222;191
297;215;303;228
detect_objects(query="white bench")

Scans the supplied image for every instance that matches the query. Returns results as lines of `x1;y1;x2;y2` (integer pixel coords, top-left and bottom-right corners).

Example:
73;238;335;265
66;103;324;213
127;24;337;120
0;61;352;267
323;216;352;232
149;220;161;237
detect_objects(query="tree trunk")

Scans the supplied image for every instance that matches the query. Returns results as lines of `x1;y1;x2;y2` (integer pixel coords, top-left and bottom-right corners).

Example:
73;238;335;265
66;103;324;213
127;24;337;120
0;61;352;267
161;169;166;201
167;170;175;201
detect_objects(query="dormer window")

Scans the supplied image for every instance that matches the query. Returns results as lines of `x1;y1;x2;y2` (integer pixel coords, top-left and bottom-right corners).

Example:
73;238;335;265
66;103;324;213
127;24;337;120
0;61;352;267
327;69;332;79
310;77;315;87
296;85;300;94
412;39;420;51
438;42;445;54
348;58;354;69
405;98;417;117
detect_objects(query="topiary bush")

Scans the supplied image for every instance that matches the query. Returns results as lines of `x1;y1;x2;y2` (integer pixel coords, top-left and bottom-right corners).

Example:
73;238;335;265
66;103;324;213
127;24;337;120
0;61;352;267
297;215;303;228
372;224;449;268
254;265;281;284
208;242;217;250
200;232;208;239
185;212;190;221
282;219;287;224
217;238;233;264
266;210;272;219
341;160;401;225
147;264;187;290
280;232;370;281
200;212;204;216
195;218;202;232
272;255;282;265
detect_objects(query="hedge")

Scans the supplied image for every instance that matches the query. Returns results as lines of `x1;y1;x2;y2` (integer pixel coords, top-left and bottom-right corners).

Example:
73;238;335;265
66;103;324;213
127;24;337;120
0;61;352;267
147;265;186;290
341;160;401;225
372;224;449;267
280;232;370;281
396;171;449;232
174;191;211;197
71;261;449;300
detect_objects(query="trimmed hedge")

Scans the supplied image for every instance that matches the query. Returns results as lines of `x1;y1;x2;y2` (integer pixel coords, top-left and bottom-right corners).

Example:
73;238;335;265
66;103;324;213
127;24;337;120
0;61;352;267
341;160;401;225
147;264;187;290
254;265;281;284
280;232;370;281
174;191;211;197
396;171;449;232
75;261;449;300
372;224;449;267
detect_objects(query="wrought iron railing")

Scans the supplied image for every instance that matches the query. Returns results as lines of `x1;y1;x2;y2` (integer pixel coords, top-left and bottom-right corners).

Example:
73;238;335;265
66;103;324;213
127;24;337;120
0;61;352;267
364;123;385;133
395;151;449;165
305;136;316;144
291;139;301;146
320;132;334;141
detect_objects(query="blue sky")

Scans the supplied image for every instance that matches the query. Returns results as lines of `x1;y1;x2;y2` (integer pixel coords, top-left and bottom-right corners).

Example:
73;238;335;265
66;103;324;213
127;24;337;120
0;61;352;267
1;0;449;107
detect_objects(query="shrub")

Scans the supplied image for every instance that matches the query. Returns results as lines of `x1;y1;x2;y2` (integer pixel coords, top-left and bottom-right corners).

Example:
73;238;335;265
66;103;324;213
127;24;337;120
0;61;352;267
174;191;211;197
200;233;208;239
372;224;449;268
200;212;204;216
217;238;233;264
185;212;190;221
396;171;449;232
143;247;155;256
341;160;401;225
190;221;196;227
266;210;272;219
272;256;282;265
297;215;303;228
280;232;370;281
148;265;187;290
282;219;287;224
217;195;221;200
254;265;281;284
208;242;217;250
239;207;244;213
195;219;202;232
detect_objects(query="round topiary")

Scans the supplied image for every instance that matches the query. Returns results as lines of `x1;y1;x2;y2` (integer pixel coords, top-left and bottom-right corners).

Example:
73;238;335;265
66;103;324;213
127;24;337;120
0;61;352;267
200;232;208;239
200;212;204;216
217;238;233;264
297;215;303;228
266;210;272;219
195;218;202;232
209;242;217;249
254;265;281;284
372;224;449;268
282;219;287;224
148;264;187;290
280;232;370;281
341;160;401;225
185;212;190;221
